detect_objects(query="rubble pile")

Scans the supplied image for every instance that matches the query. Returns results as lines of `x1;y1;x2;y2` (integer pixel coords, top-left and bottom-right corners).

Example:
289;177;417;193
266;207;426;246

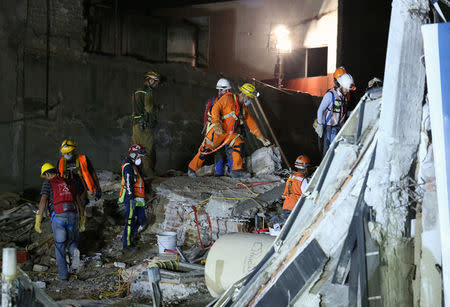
0;147;288;305
152;174;284;248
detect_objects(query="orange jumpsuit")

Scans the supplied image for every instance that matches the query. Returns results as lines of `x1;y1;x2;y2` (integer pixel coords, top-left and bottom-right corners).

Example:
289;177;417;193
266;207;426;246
282;172;308;211
188;92;262;172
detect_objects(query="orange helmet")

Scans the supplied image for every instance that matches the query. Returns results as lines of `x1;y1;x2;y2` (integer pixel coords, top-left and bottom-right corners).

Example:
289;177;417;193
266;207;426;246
295;155;310;169
333;66;347;80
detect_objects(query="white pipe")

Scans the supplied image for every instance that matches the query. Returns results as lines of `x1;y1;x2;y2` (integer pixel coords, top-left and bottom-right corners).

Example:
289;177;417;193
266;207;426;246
2;248;17;307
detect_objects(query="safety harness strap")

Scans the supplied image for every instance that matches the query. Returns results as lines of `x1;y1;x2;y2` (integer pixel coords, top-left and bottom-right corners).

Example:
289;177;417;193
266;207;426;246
51;211;74;231
228;134;241;148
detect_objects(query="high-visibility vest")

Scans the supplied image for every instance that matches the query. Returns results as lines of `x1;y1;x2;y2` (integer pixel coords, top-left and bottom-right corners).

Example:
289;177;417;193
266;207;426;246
58;154;96;194
118;162;145;203
48;176;77;214
282;172;307;211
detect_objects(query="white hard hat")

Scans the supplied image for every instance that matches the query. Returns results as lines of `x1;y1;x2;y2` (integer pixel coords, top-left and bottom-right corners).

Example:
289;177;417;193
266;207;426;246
337;73;356;91
216;78;232;90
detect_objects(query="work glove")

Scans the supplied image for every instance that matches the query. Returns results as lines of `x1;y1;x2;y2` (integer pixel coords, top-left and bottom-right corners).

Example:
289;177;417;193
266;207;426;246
135;197;146;207
79;215;86;232
34;214;43;234
257;136;271;147
213;121;224;135
315;123;323;138
95;189;102;200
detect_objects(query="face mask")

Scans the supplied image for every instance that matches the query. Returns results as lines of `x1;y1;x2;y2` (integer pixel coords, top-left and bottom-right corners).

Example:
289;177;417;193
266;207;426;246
134;158;142;166
244;100;252;106
64;154;73;160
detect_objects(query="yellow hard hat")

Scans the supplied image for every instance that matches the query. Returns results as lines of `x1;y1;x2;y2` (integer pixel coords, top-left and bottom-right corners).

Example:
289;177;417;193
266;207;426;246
144;71;161;82
60;139;76;154
239;83;259;99
41;162;56;178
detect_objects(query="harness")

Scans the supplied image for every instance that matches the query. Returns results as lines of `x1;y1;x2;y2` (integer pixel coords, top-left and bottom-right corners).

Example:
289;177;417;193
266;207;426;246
283;174;306;198
58;155;95;194
202;94;244;150
51;211;74;232
325;89;347;127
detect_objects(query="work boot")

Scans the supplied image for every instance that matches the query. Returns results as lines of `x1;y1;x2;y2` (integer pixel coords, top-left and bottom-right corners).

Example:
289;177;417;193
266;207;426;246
188;168;197;178
70;248;81;272
230;170;251;178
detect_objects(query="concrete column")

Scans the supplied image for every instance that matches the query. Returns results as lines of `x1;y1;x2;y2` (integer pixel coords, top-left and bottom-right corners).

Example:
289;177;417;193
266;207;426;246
364;0;429;305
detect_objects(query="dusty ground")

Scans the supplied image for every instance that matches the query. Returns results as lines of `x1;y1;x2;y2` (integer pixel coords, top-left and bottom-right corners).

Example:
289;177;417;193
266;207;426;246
22;195;213;306
3;165;286;306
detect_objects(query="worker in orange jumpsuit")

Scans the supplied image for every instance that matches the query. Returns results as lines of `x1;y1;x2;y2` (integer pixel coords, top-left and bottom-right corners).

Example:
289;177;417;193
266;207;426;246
281;155;311;220
188;83;271;178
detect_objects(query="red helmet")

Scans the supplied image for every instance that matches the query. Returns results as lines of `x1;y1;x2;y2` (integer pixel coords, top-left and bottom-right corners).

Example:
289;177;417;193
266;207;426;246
295;155;310;169
128;144;147;158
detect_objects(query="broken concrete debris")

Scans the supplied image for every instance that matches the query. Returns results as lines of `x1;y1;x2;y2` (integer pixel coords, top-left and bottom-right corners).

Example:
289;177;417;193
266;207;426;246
32;264;49;272
2;149;287;305
249;147;282;176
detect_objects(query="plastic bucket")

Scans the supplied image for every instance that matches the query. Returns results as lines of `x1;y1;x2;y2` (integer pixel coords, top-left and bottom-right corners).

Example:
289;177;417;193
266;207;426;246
157;232;177;253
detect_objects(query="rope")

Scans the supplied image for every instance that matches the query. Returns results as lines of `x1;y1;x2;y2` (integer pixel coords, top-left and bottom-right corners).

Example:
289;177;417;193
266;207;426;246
198;134;234;155
235;182;259;197
192;205;213;250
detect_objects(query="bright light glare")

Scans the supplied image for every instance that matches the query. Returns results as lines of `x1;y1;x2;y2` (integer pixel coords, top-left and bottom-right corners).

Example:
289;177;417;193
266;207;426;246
274;25;290;38
273;25;292;53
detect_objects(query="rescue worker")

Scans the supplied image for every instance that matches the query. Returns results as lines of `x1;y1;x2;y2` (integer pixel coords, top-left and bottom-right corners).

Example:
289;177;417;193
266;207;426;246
202;78;233;176
281;155;311;219
58;139;102;206
188;83;271;178
315;73;356;156
132;71;161;178
118;144;147;251
35;163;86;281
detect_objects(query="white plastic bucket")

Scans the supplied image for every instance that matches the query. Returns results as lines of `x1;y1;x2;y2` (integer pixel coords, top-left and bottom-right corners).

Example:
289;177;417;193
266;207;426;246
157;232;177;253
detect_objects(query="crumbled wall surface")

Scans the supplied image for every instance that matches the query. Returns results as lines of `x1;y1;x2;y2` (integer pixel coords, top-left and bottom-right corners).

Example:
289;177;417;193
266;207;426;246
153;175;283;247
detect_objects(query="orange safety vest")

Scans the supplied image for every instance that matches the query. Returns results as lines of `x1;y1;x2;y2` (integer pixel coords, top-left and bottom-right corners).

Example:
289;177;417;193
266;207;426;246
58;154;96;194
119;162;145;202
282;172;307;211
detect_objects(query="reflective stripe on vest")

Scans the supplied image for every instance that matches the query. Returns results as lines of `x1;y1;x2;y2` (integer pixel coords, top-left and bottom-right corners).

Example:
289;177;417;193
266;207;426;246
58;154;96;194
119;163;145;203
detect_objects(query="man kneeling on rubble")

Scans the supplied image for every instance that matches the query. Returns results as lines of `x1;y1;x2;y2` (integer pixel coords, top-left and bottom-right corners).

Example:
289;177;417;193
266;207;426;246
118;144;148;251
35;163;85;281
280;155;311;220
188;83;271;178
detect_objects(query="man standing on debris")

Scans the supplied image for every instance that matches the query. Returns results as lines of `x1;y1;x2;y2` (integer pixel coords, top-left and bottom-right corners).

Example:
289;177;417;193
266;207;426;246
35;163;85;281
188;83;271;178
315;71;356;156
118;144;148;251
281;155;311;219
58;139;102;206
132;71;161;178
200;78;233;176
